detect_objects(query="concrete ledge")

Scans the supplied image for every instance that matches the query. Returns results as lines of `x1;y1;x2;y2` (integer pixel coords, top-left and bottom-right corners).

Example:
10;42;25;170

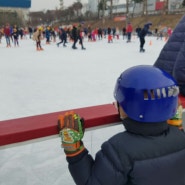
0;104;120;146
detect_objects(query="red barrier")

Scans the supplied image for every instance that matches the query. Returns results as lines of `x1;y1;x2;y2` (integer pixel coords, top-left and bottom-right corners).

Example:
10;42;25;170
1;95;185;147
0;104;120;146
179;94;185;108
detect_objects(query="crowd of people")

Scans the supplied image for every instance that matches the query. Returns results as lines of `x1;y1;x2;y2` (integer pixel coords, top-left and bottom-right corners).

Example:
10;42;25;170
1;17;185;185
0;22;173;52
57;15;185;185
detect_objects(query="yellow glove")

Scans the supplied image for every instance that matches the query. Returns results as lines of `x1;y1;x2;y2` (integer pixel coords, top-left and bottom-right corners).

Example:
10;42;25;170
167;105;183;130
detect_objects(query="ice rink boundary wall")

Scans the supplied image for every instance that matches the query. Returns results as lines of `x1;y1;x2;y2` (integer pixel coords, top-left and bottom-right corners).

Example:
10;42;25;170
0;104;120;146
0;95;185;147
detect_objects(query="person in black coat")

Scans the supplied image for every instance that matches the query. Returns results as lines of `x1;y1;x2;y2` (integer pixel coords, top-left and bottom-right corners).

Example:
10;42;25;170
139;22;152;52
57;27;67;47
77;24;85;50
58;65;185;185
154;14;185;96
71;24;78;49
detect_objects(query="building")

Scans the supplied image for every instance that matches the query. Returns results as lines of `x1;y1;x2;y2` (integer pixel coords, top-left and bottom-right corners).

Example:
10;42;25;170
0;0;31;24
87;0;183;15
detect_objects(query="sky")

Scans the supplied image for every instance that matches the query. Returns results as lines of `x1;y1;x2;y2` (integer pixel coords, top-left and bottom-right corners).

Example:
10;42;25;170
30;0;88;11
0;34;166;184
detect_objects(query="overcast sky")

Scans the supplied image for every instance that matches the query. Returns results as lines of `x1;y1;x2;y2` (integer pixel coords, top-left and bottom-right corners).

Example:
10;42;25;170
30;0;88;11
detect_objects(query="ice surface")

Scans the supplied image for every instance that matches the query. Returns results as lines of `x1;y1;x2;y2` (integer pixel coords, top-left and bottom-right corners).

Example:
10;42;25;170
0;34;165;185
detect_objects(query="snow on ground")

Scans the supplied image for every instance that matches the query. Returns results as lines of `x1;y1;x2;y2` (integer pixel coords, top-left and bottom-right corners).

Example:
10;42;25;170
0;35;165;185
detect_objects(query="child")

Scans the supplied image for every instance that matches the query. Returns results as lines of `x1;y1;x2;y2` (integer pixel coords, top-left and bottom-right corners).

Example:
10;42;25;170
11;28;19;47
58;65;185;185
32;27;44;51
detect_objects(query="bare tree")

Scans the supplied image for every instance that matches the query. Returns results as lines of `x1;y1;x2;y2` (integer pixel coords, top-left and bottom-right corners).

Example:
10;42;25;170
72;1;83;17
107;0;113;18
59;0;64;10
142;0;147;15
163;0;169;14
126;0;129;15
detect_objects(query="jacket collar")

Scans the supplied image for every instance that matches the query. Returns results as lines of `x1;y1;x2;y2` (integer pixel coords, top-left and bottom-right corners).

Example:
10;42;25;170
122;117;169;136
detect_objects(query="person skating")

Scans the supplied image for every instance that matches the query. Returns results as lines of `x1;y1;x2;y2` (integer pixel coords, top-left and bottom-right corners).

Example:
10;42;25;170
11;28;19;47
58;65;185;185
71;24;78;49
126;22;133;42
32;27;44;51
139;22;152;52
45;26;51;44
57;27;67;47
4;23;11;48
77;24;86;50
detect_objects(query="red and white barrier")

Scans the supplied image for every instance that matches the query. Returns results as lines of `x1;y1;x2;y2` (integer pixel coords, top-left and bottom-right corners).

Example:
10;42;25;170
0;104;120;146
1;95;185;147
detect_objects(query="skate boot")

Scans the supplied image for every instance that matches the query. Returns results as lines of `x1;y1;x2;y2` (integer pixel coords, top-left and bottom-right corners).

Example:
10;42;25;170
140;48;145;52
72;45;77;49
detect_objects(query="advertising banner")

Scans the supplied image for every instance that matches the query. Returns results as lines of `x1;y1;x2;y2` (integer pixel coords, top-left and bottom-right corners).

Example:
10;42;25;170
0;0;31;8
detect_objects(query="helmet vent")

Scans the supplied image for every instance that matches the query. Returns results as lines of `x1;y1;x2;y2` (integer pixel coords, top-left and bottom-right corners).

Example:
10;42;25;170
143;86;179;100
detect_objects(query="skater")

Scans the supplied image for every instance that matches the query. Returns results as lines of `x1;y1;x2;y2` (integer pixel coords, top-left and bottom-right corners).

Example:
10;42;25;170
97;27;103;40
135;25;141;38
139;22;152;52
122;26;126;40
71;24;78;49
45;26;51;44
57;27;67;47
154;14;185;97
28;26;33;39
4;23;11;47
77;24;86;50
107;26;113;43
126;22;133;42
58;65;185;185
0;27;3;43
32;27;43;51
11;28;19;47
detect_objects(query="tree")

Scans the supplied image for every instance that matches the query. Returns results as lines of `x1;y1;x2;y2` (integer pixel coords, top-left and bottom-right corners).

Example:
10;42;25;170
183;0;185;7
163;0;169;14
98;0;107;18
72;1;83;16
131;0;143;17
59;0;64;10
106;0;113;18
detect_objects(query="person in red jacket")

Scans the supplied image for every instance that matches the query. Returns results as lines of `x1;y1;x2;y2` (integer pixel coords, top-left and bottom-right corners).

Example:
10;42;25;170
4;23;11;47
126;22;133;42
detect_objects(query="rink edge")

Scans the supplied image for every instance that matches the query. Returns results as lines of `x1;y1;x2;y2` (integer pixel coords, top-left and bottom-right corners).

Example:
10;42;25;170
0;104;120;146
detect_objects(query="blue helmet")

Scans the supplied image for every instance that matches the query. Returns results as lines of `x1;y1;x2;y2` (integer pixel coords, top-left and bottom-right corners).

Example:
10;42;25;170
114;65;179;122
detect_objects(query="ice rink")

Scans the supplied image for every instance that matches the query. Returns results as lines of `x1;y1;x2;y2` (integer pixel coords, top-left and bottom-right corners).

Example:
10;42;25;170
0;34;166;185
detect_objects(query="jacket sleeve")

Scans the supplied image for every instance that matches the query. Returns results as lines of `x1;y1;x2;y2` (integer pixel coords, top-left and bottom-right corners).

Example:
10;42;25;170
67;141;127;185
154;14;185;84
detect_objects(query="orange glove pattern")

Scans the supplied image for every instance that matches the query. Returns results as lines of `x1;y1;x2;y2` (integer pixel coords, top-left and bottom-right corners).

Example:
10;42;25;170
58;111;85;157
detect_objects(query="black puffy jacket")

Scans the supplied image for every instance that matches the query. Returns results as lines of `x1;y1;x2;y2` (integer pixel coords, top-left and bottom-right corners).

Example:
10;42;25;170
67;118;185;185
154;15;185;87
139;23;152;38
